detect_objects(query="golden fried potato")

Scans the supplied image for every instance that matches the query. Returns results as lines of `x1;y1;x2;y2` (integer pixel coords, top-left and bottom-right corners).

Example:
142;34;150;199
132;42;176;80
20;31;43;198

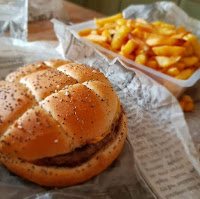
183;34;200;59
153;21;175;30
135;54;147;65
146;60;158;69
170;62;186;70
121;40;137;55
175;68;195;80
78;28;92;36
152;46;185;56
83;35;107;43
179;95;194;112
180;56;199;67
146;34;179;46
155;56;181;68
102;29;112;43
135;18;155;32
95;13;123;28
79;13;200;80
166;67;180;76
111;26;130;50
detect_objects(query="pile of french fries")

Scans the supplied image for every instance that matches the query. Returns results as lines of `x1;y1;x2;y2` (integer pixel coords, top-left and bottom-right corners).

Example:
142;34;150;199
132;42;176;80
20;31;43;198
78;13;200;80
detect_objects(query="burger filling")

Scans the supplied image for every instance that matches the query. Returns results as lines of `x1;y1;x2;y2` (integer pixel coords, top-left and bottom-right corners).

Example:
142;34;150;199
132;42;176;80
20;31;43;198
32;109;123;167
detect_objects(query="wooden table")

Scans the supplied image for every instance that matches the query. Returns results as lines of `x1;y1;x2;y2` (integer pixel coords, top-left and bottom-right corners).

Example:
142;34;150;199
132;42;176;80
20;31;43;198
28;1;104;41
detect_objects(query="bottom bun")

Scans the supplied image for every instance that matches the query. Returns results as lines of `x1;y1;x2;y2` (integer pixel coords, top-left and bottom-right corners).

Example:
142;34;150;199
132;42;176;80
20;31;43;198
0;112;127;187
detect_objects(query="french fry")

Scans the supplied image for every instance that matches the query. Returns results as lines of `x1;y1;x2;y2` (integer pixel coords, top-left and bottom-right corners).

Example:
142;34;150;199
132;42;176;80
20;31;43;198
153;21;176;36
153;21;175;30
135;18;155;32
166;67;180;76
116;18;126;26
121;40;137;55
183;34;200;59
95;13;123;27
135;54;147;65
146;34;179;46
108;29;116;35
183;41;194;56
111;26;130;50
180;56;199;67
170;62;185;70
132;28;150;40
91;30;98;35
175;68;195;80
152;46;185;56
100;42;112;50
171;32;187;39
99;23;116;31
132;37;150;53
176;26;187;33
83;35;107;43
179;95;194;112
119;52;135;60
126;19;135;29
146;60;158;69
155;56;181;68
102;29;112;43
78;28;92;36
157;28;176;36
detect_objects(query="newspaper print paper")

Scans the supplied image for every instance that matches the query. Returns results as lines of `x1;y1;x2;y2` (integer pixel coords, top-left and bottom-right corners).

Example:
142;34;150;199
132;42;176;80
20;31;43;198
0;38;150;199
52;8;200;198
0;2;200;199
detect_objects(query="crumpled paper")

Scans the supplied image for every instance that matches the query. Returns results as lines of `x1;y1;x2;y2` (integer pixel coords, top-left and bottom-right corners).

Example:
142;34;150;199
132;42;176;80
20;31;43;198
28;0;69;23
52;17;200;199
0;37;151;199
0;0;28;41
1;2;200;199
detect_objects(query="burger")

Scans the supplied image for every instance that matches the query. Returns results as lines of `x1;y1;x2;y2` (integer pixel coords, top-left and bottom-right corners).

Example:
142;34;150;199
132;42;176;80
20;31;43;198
0;60;127;187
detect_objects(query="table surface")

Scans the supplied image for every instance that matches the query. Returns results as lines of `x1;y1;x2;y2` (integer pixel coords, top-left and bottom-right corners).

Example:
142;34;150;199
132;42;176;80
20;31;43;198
28;1;104;41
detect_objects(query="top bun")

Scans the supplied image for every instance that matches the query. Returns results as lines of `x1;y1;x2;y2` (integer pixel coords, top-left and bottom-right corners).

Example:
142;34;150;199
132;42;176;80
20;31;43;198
0;60;119;161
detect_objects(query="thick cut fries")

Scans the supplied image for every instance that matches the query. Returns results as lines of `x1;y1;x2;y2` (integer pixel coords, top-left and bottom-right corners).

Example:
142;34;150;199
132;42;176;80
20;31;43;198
78;13;200;80
179;95;194;112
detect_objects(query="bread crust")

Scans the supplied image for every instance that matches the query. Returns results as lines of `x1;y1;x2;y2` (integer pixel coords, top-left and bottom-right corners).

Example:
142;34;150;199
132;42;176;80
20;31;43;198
0;60;127;187
0;112;127;187
58;63;110;84
20;68;77;101
0;81;35;135
6;59;71;82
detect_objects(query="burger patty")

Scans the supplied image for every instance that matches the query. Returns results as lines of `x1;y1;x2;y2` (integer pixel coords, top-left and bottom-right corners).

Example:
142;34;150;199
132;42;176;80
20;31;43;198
32;112;122;167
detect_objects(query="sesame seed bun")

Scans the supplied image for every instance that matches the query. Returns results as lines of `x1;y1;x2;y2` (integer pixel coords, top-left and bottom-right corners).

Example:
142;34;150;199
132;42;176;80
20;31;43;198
0;60;127;187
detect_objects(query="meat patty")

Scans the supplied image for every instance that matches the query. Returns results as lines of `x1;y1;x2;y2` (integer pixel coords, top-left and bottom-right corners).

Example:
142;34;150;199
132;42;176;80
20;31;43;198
32;112;122;167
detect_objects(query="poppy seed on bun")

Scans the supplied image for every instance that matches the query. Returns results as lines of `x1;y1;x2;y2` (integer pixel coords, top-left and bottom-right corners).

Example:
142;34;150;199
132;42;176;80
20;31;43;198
0;60;127;187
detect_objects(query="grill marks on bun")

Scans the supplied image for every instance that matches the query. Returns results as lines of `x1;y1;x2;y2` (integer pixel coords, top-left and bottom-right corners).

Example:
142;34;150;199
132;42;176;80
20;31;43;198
0;60;127;187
